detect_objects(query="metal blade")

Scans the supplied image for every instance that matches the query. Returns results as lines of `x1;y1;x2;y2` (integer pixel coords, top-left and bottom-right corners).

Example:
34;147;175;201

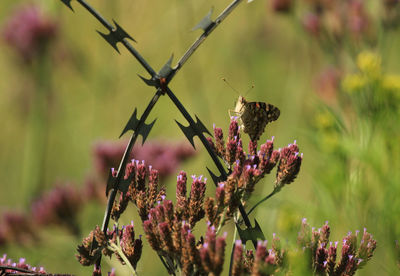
206;167;224;186
192;7;214;32
119;108;156;144
60;0;74;11
97;20;135;54
236;219;265;245
159;54;174;78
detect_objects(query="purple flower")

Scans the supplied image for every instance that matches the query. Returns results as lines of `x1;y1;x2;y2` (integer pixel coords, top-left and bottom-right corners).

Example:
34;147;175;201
0;254;47;274
275;141;302;188
120;223;143;269
0;211;37;245
31;183;82;236
93;139;195;179
302;13;321;36
297;219;376;275
232;240;244;276
2;4;58;62
271;0;293;13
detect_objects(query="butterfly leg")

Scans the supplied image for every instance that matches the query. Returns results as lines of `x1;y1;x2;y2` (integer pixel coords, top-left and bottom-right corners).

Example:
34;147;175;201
228;109;241;119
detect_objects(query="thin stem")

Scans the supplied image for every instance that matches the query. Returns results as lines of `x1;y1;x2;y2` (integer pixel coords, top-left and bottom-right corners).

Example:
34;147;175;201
21;55;52;204
246;188;279;217
0;266;36;274
115;222;120;245
158;255;176;276
228;212;240;276
215;209;227;235
109;242;138;276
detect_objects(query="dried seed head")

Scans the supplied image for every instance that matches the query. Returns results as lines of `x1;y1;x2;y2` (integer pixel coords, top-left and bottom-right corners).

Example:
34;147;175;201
76;227;102;266
204;197;217;224
143;220;161;252
232;240;244;276
315;245;328;273
248;140;258;155
213;126;225;158
319;221;330;246
120;222;142;269
275;142;302;188
188;176;206;227
159;222;174;253
357;228;377;268
214;234;227;275
228;119;240;141
147;168;160;204
176;171;188;219
326;242;337;274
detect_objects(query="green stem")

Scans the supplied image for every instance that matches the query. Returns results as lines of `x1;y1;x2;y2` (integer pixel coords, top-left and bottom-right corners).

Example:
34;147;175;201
215;209;227;235
109;242;138;276
246;187;280;217
21;55;52;204
228;212;239;276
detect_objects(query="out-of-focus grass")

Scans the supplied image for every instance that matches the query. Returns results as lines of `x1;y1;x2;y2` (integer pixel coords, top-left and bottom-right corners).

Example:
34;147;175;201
1;0;400;275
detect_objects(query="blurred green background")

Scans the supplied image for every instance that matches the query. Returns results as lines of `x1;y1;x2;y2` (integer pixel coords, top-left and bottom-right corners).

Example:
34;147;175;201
1;0;400;275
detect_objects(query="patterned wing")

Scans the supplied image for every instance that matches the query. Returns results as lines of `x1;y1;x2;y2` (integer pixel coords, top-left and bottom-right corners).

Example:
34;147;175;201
264;103;280;123
241;102;280;141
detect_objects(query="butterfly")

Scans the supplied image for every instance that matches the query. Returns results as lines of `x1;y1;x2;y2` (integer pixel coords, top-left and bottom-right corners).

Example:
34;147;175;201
229;96;280;141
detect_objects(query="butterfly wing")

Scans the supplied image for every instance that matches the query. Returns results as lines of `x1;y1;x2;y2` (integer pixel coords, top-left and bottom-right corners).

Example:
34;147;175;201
241;102;280;141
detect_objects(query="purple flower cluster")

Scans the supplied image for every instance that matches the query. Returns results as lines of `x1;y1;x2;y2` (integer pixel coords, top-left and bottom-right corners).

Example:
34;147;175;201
2;4;58;62
110;160;166;221
0;254;46;274
143;205;227;276
76;223;142;273
175;173;207;227
119;222;142;269
0;211;37;246
275;141;303;189
297;218;377;275
300;1;372;43
206;118;302;226
231;234;286;276
101;166;224;274
0;183;82;247
142;174;207;254
31;184;82;236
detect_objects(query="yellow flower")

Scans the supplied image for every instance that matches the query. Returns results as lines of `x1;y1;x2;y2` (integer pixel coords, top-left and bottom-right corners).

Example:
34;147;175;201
382;74;400;93
315;111;335;130
356;51;382;79
342;73;367;93
321;132;340;152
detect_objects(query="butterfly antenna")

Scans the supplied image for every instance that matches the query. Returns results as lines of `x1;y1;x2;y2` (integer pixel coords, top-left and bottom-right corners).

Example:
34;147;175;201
222;77;240;96
244;84;255;97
